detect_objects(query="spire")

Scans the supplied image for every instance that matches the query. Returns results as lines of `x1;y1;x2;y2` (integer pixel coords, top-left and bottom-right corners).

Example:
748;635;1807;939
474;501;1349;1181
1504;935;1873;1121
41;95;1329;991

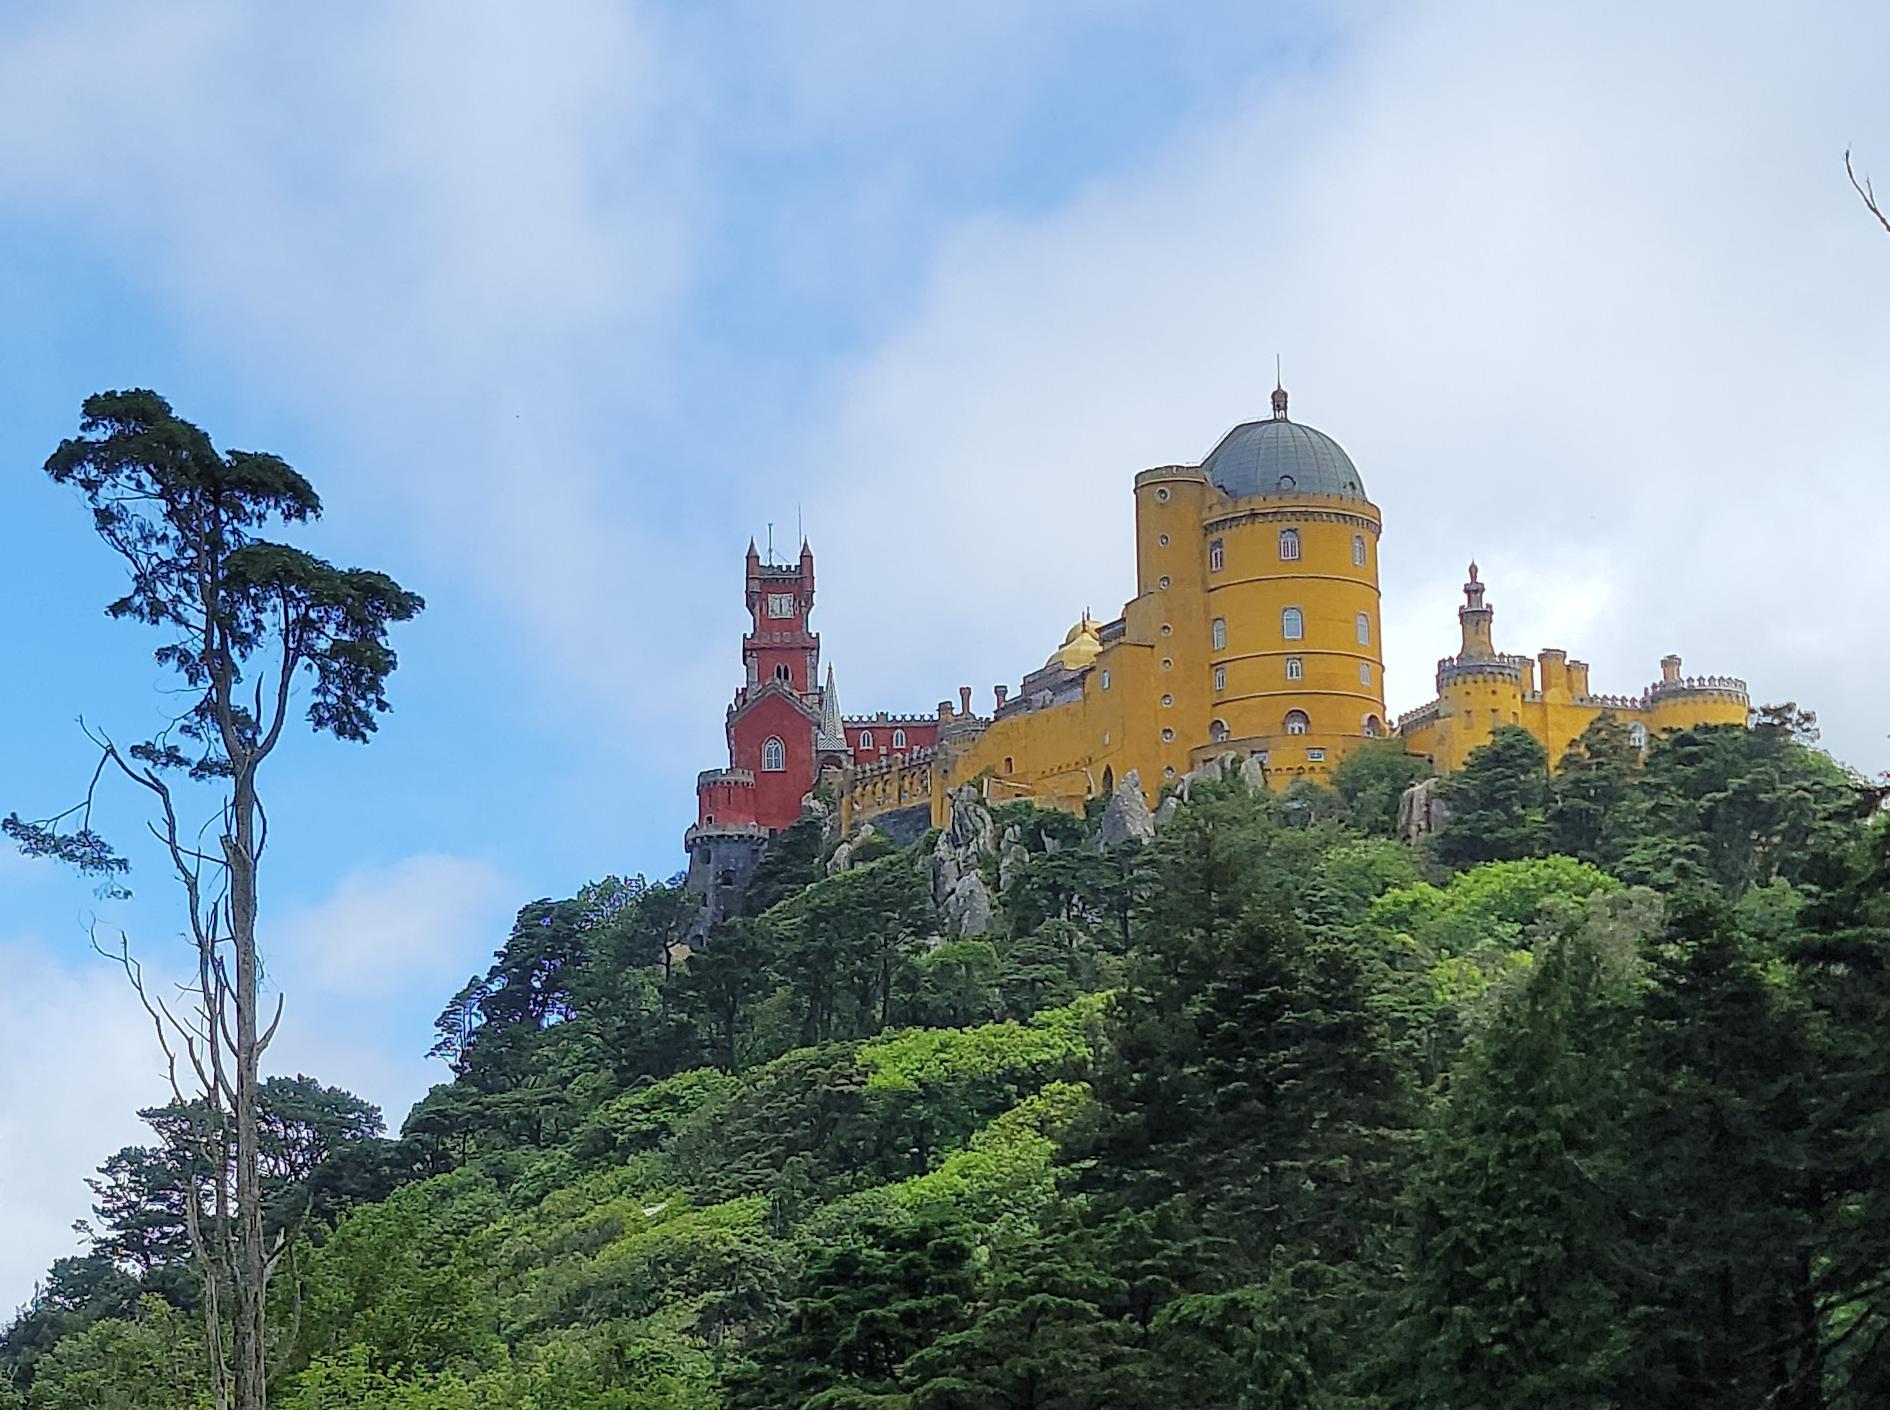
816;664;848;752
1271;359;1289;421
1458;560;1495;659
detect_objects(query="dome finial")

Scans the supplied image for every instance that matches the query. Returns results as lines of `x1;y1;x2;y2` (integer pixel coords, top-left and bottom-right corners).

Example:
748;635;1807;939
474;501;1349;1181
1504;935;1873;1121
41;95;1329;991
1271;356;1288;420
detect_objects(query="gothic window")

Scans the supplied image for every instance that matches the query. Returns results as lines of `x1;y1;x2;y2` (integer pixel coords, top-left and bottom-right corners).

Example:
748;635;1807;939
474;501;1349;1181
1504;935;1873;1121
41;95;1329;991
859;730;873;750
892;729;906;748
1285;710;1310;735
773;663;792;683
1356;612;1371;645
1282;607;1304;640
1004;756;1015;773
1211;617;1227;651
1286;656;1304;681
1214;665;1227;691
1210;718;1229;742
1279;528;1301;561
767;593;795;618
762;736;786;771
1209;538;1224;572
1352;533;1367;567
1363;714;1383;737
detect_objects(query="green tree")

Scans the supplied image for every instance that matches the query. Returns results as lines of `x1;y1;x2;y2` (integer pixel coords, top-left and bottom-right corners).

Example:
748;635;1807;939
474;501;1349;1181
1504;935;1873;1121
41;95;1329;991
24;1297;208;1410
732;1219;975;1409
5;390;421;1410
1429;725;1551;867
1548;712;1643;866
1393;923;1639;1409
1332;739;1434;837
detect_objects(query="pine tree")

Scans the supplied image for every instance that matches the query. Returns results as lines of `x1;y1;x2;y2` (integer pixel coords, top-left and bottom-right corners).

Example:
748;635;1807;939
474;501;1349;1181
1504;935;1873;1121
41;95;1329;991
1394;925;1638;1409
1430;726;1551;868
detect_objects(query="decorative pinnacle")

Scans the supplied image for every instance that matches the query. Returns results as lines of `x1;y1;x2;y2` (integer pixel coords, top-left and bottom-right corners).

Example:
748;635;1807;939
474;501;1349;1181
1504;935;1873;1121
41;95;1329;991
1270;359;1289;420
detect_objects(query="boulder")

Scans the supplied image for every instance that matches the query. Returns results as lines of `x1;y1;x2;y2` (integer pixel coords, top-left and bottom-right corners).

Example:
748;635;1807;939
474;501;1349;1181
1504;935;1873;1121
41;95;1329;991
1398;775;1449;842
943;871;997;937
826;823;879;876
1238;753;1269;796
1097;770;1156;849
1153;796;1181;830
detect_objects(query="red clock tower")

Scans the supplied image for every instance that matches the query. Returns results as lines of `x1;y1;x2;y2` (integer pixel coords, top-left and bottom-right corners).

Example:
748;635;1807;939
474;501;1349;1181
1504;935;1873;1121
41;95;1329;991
685;539;851;927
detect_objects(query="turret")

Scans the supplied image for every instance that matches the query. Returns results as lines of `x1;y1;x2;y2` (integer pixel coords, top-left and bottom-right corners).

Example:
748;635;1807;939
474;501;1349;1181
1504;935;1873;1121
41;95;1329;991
1458;562;1496;660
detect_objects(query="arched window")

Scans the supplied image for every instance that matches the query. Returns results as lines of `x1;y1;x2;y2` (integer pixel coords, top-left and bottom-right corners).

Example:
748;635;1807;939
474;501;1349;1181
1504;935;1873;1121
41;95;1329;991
892;728;906;749
1209;538;1224;572
1100;669;1111;690
1101;766;1114;795
1282;607;1304;640
1629;722;1649;751
1210;719;1229;743
1211;617;1227;651
1359;662;1371;685
1286;656;1303;681
1279;528;1301;561
762;737;786;771
774;663;792;683
859;730;873;750
1363;714;1383;738
1213;665;1227;691
1284;710;1310;735
1352;533;1367;567
1004;756;1015;774
1356;612;1371;645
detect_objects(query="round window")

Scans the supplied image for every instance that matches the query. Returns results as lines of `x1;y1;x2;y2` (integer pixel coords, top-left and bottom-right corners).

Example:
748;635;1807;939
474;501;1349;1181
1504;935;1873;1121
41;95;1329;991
1156;488;1170;502
1158;533;1170;546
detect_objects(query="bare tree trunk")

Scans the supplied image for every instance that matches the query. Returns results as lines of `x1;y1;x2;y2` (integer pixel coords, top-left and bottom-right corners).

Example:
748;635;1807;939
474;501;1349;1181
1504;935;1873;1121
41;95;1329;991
227;770;268;1410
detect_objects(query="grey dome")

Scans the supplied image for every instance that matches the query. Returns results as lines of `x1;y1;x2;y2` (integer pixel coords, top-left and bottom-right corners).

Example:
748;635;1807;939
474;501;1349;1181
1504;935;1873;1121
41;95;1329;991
1201;414;1366;501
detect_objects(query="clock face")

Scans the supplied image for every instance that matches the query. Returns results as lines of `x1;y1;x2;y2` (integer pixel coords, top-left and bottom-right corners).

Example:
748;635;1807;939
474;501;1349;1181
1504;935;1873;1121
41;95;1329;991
767;593;795;619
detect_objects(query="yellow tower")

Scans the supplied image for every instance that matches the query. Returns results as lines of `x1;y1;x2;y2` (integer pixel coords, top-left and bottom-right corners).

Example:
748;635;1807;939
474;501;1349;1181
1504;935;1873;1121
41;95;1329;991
1177;382;1387;782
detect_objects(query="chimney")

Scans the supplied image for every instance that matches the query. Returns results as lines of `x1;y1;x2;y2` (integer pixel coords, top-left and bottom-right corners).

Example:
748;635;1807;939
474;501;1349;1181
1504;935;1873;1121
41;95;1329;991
938;699;955;722
994;684;1009;711
1661;654;1682;683
959;685;973;716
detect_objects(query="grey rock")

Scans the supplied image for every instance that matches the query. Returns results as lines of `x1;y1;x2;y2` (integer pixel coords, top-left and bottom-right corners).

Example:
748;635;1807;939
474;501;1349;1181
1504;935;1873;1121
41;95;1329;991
1097;770;1156;849
1238;753;1269;795
1153;796;1181;829
944;871;997;937
1398;776;1449;842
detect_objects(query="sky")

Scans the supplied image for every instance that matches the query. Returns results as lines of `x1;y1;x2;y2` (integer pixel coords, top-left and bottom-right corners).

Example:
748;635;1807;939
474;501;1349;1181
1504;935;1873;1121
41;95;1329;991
2;0;1888;1311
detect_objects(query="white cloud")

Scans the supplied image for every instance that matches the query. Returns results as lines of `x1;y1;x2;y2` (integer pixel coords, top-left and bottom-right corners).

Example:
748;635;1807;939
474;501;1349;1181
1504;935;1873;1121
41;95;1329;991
0;938;169;1319
272;853;512;999
794;0;1890;778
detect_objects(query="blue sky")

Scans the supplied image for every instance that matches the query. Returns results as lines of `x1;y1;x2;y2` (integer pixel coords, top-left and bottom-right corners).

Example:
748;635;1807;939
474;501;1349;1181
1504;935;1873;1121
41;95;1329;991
5;0;1890;1307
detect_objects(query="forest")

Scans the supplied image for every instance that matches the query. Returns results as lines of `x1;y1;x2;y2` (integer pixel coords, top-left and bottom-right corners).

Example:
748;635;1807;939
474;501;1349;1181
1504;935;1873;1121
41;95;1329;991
6;699;1888;1409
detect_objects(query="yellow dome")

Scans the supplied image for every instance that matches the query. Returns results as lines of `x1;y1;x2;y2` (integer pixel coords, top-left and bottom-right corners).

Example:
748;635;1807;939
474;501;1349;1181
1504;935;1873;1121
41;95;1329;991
1048;614;1103;670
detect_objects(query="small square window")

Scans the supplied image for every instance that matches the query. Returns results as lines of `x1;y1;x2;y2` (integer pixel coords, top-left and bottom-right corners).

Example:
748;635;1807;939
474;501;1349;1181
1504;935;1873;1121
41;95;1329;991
1307;748;1327;762
767;593;795;618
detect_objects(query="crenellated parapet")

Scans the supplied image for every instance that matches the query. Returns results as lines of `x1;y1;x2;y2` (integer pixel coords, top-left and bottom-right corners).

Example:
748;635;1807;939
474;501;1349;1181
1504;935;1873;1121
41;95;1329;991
1437;656;1525;688
842;747;938;828
1645;674;1748;704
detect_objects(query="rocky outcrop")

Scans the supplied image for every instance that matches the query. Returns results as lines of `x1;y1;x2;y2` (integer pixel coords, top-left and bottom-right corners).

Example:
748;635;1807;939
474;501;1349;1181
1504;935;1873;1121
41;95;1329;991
930;785;1001;936
941;871;997;937
1152;795;1181;830
826;823;879;876
1097;770;1156;849
800;789;843;846
1238;753;1268;795
998;825;1031;894
1398;776;1449;842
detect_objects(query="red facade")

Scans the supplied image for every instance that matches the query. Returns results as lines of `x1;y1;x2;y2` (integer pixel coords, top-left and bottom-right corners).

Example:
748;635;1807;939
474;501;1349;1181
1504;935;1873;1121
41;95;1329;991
692;540;939;844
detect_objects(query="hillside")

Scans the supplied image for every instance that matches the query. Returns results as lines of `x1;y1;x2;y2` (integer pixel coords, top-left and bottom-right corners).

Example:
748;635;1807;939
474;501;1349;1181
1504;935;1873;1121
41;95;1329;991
6;716;1889;1409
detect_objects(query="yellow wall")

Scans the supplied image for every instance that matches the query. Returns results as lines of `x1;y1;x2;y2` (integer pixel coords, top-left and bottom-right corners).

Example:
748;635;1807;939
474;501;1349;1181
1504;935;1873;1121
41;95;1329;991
922;460;1389;818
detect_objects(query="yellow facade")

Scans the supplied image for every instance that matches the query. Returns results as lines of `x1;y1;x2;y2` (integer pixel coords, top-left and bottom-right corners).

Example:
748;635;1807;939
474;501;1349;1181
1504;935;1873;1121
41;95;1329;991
831;389;1750;835
1396;565;1748;773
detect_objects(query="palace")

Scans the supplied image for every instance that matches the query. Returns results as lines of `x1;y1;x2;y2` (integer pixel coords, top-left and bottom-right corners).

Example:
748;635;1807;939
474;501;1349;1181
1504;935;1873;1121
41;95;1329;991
685;387;1747;911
